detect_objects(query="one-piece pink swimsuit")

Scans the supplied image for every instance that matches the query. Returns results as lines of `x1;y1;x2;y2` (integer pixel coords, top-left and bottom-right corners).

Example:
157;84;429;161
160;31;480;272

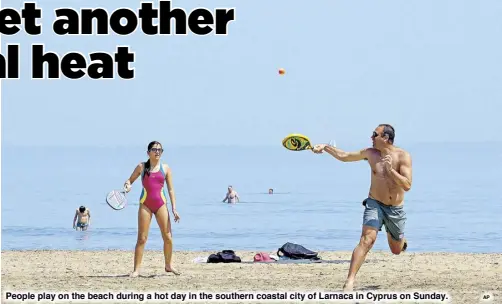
139;163;168;213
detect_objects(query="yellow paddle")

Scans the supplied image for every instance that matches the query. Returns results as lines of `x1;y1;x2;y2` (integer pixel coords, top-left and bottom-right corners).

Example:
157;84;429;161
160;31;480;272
281;134;313;151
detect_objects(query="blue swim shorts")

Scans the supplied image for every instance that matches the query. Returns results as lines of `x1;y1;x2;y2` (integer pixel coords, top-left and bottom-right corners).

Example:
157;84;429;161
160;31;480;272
362;197;406;241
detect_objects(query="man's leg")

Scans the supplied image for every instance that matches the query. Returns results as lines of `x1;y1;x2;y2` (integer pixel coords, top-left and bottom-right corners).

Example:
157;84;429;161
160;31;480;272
386;232;406;254
344;198;383;291
343;225;378;291
383;206;407;255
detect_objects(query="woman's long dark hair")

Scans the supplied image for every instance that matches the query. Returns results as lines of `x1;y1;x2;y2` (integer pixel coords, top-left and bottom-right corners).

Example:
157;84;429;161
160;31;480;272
143;141;162;179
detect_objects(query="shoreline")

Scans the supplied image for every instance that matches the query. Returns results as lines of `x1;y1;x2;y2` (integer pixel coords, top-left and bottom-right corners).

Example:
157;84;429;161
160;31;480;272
2;250;501;303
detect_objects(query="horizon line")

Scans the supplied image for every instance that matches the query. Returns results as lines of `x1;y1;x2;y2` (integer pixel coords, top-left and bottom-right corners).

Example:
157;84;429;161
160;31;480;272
1;140;501;148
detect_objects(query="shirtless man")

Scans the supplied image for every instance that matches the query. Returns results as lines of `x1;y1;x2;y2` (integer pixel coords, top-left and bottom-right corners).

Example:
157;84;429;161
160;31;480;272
73;206;91;231
312;124;412;291
222;186;240;203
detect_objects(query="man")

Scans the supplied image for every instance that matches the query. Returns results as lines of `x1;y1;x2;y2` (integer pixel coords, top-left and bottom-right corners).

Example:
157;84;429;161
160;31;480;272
312;124;412;291
222;186;240;203
73;206;91;231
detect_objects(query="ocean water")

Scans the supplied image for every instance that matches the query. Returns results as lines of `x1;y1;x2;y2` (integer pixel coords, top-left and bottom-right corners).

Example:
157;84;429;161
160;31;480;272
1;143;501;253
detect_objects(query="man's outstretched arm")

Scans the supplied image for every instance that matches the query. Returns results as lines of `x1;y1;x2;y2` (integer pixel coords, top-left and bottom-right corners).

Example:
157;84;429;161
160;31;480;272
315;144;368;162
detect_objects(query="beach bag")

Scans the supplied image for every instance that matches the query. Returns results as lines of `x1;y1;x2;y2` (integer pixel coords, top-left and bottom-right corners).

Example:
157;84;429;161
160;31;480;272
207;250;241;263
277;242;320;260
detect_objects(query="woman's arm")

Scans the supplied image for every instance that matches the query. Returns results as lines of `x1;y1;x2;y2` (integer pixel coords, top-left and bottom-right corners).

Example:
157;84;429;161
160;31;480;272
164;163;180;222
124;162;143;191
164;164;176;210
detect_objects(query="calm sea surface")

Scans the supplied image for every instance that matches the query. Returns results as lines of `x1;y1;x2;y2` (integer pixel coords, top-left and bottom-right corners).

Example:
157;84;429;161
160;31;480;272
2;143;501;253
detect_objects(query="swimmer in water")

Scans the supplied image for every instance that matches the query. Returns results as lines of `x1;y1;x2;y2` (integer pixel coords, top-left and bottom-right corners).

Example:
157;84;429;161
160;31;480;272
73;206;91;231
124;141;181;277
222;186;240;203
268;188;274;194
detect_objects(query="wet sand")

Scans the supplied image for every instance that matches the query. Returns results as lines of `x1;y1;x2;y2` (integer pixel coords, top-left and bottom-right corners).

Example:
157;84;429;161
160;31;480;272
2;250;500;303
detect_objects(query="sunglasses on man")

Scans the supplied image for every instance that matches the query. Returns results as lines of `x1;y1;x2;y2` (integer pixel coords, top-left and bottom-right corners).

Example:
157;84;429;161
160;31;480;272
372;131;386;139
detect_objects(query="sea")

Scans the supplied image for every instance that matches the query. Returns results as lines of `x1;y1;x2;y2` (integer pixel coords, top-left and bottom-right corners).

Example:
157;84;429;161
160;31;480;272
1;142;501;253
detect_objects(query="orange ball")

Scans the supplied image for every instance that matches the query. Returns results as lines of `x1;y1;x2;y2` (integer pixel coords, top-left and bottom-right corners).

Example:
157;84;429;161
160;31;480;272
278;68;285;75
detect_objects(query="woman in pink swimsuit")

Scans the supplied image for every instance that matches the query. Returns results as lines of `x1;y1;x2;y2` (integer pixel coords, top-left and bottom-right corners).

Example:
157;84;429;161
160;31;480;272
124;141;181;277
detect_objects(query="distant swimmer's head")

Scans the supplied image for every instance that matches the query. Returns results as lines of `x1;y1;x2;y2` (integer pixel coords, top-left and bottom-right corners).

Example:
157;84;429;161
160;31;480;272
372;124;395;150
268;189;274;194
147;141;163;160
79;206;86;213
228;185;233;192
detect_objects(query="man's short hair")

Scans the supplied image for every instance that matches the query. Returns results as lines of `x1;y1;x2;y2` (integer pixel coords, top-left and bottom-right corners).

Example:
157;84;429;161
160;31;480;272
379;124;395;144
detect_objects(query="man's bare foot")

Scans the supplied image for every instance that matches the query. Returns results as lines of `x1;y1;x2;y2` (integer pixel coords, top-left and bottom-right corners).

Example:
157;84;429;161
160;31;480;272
402;239;408;252
129;271;139;278
165;266;181;276
343;279;354;292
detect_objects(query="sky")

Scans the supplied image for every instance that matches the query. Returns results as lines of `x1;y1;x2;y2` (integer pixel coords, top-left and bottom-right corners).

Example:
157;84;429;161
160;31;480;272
1;0;502;147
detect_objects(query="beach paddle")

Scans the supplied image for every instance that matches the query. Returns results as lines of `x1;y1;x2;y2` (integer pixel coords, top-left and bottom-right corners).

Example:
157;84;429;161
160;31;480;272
282;134;336;152
106;189;128;210
282;134;314;151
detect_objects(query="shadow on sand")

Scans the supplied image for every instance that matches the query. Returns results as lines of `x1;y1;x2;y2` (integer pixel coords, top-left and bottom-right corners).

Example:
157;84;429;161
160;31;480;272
357;285;381;291
210;259;382;265
80;259;382;278
80;274;173;279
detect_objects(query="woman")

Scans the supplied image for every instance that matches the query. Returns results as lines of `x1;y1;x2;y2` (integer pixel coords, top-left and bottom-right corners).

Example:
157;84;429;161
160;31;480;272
124;141;181;277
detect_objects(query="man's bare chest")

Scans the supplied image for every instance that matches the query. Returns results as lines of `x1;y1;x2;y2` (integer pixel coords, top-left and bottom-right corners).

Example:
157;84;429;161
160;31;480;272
371;158;400;178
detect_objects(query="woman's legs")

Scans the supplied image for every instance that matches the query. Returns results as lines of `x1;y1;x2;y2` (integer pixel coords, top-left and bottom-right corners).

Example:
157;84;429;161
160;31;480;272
131;204;153;277
154;205;179;275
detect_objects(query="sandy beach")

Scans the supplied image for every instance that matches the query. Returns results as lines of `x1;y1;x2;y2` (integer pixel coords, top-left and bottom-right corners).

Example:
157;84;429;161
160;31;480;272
2;250;500;303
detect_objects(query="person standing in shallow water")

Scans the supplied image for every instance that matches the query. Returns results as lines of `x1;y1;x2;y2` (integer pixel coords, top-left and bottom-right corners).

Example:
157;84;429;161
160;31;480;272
312;124;412;291
73;206;91;231
124;141;181;277
222;186;240;203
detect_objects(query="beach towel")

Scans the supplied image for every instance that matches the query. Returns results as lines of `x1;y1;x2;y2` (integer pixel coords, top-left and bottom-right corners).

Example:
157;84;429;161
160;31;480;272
277;242;320;260
193;256;209;263
253;252;276;263
207;250;241;263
